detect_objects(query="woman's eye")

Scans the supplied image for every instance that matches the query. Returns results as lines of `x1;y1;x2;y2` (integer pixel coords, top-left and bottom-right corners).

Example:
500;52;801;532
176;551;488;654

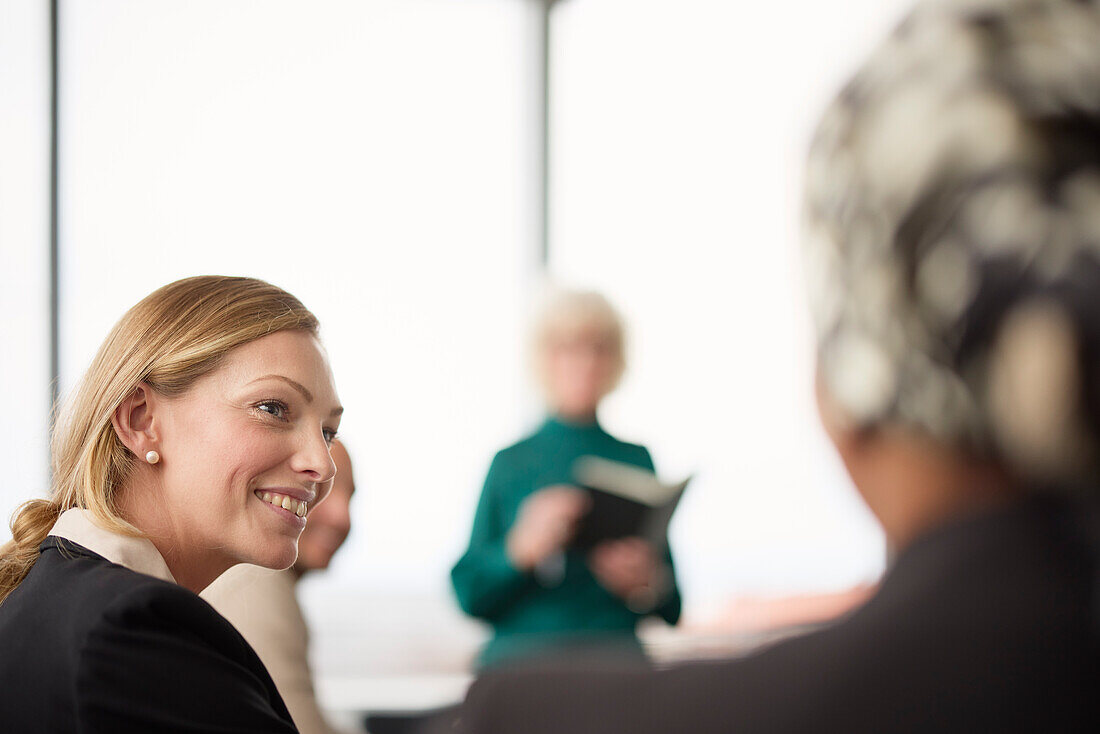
257;400;289;420
322;428;338;445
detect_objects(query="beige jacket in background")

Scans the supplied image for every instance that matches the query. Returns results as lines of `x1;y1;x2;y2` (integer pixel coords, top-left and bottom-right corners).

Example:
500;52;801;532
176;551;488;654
203;565;339;734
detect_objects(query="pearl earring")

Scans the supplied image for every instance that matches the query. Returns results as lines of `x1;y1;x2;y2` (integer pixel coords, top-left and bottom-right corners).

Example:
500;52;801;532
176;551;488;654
145;450;160;465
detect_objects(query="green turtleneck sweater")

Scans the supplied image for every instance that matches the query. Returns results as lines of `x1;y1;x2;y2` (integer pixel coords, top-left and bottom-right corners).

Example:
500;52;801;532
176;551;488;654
451;417;682;669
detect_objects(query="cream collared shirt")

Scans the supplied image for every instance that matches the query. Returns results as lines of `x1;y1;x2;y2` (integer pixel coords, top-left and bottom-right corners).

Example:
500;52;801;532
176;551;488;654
47;508;176;584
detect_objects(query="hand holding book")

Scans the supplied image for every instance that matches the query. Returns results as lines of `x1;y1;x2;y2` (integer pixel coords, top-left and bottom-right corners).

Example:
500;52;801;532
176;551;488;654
588;536;671;612
570;456;691;551
505;485;590;571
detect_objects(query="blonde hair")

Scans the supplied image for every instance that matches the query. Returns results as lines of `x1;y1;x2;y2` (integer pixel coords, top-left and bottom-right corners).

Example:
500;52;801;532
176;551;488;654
0;276;319;604
531;288;627;398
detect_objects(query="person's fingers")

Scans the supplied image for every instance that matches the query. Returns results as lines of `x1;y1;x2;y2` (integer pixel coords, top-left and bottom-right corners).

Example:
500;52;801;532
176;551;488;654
630;543;652;565
608;553;637;579
570;490;592;514
590;554;610;576
620;540;654;569
551;518;574;545
591;540;654;587
525;487;565;515
594;544;627;569
541;485;582;502
590;543;613;565
604;545;651;583
620;537;651;559
618;542;643;565
590;544;617;571
539;490;572;512
552;490;590;520
524;497;569;533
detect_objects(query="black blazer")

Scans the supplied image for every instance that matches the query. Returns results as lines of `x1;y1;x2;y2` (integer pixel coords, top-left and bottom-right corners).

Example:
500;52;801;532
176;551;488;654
0;537;298;733
456;498;1100;733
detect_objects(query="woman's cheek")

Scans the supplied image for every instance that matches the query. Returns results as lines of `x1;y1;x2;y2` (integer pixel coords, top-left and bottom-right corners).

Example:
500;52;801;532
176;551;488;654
239;424;296;467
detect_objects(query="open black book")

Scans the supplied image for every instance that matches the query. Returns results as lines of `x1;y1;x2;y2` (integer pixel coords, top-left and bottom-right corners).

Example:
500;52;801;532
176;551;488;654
569;455;691;552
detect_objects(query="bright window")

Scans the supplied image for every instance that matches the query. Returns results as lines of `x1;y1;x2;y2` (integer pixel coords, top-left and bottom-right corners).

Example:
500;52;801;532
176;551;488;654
0;0;51;529
547;0;916;603
58;0;540;593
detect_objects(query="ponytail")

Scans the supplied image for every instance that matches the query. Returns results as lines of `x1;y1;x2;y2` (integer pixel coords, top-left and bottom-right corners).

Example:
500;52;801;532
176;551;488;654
0;499;63;604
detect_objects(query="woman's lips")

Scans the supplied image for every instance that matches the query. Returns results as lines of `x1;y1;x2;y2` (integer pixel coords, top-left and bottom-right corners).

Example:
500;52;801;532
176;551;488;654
255;490;308;519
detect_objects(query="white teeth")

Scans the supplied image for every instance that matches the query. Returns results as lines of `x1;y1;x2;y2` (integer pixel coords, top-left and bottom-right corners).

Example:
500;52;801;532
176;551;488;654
295;502;306;518
281;495;293;511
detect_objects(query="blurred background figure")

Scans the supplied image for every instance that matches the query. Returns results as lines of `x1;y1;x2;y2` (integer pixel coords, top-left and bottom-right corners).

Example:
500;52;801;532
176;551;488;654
455;0;1100;730
451;289;681;669
204;439;357;734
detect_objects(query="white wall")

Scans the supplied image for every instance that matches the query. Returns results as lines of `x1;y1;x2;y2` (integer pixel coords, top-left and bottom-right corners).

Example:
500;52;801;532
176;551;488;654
0;0;51;532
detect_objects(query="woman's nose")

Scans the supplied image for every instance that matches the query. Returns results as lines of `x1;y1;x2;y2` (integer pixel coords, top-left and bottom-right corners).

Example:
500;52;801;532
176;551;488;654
293;432;337;483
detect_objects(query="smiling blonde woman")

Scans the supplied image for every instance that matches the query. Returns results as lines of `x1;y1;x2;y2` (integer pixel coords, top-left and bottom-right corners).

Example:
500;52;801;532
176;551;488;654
0;275;343;732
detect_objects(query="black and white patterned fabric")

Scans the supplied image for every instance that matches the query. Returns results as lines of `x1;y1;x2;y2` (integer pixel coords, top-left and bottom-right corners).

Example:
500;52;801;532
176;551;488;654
804;0;1100;481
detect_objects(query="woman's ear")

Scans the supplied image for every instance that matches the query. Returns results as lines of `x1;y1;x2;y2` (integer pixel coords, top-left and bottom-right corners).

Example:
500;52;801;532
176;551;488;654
111;384;160;457
815;365;862;453
815;364;881;495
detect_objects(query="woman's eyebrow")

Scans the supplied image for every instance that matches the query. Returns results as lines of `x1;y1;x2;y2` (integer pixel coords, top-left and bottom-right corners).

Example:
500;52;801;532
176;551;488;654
249;374;313;402
249;375;342;416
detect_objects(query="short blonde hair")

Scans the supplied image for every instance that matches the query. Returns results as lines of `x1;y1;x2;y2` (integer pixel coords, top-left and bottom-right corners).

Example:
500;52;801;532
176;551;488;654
531;289;627;398
0;275;319;604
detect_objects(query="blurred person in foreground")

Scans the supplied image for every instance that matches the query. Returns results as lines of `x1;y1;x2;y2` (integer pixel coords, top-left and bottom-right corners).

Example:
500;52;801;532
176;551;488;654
452;1;1100;731
204;439;357;734
451;289;681;669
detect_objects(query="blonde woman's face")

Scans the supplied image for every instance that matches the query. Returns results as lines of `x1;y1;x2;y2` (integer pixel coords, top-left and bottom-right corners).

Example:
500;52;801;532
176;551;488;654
545;327;618;418
154;330;342;572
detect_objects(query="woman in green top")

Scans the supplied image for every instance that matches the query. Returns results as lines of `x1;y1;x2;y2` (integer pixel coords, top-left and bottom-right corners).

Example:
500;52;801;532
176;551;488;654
452;290;681;669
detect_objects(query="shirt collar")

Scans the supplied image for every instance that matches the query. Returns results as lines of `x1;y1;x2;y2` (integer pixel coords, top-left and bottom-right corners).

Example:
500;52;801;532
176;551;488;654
47;508;177;584
542;414;607;438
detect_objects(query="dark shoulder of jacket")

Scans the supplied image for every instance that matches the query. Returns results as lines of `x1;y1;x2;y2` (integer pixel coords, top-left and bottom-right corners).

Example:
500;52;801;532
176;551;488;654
95;570;263;665
37;539;258;665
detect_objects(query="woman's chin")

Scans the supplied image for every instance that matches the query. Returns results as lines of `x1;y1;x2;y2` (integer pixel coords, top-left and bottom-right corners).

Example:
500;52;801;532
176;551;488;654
245;542;299;572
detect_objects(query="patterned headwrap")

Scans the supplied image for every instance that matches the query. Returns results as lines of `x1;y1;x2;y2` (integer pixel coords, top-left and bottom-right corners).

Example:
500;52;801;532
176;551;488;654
804;0;1100;482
